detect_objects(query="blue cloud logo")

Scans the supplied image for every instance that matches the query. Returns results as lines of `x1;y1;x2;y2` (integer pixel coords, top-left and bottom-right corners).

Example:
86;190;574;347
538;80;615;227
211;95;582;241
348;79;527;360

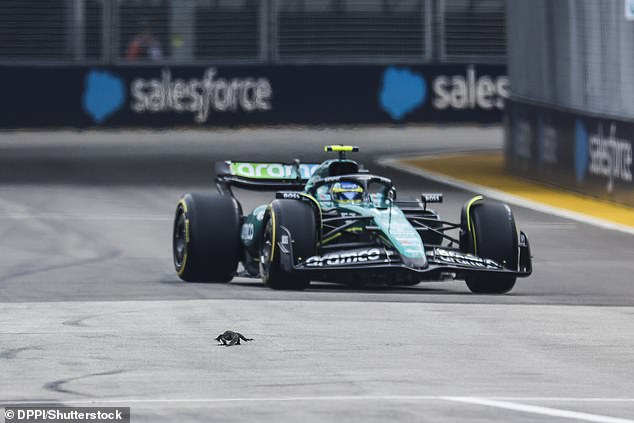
379;67;426;121
82;70;126;123
574;119;588;183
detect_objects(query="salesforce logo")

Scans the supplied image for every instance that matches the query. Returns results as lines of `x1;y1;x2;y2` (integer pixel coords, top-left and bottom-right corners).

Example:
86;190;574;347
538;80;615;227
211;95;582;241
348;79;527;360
378;65;509;121
82;68;273;125
575;119;633;192
82;69;126;123
379;66;427;121
575;119;589;183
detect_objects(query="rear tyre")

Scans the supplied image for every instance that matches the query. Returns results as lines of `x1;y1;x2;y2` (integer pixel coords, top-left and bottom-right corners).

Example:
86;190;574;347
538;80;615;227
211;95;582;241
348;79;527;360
460;198;518;294
173;193;242;282
260;200;317;290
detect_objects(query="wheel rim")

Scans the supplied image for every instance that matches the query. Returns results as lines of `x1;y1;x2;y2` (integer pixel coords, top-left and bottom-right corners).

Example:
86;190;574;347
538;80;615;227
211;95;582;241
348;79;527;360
173;209;187;269
259;219;273;281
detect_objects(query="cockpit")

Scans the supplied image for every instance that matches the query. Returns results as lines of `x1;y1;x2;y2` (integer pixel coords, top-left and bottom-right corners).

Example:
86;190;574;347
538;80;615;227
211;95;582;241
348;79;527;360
309;175;394;209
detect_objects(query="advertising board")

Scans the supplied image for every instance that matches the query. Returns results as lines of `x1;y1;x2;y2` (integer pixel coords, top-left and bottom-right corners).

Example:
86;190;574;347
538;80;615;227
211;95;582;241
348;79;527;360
505;99;634;206
0;65;507;128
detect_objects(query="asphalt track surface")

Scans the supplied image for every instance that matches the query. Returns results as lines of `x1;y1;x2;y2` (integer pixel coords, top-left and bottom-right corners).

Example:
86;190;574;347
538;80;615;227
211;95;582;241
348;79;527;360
1;127;633;422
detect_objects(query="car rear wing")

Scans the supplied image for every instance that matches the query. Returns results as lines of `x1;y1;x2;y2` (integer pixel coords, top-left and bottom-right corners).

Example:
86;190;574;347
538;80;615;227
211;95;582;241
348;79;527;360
215;161;321;193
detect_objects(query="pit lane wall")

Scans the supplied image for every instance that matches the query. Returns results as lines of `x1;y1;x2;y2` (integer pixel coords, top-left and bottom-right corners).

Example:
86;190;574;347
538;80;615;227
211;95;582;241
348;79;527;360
505;98;634;207
0;65;506;128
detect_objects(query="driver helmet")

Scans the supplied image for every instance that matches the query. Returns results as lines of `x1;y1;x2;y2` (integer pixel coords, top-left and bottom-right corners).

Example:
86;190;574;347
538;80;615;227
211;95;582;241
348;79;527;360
332;181;364;204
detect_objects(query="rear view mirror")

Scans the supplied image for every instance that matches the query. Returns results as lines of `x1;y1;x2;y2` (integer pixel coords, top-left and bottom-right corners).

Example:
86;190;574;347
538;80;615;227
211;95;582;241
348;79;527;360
421;193;443;203
421;193;443;210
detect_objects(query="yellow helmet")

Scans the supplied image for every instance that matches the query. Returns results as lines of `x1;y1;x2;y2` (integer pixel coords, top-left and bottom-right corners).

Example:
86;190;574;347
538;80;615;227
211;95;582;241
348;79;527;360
332;182;363;204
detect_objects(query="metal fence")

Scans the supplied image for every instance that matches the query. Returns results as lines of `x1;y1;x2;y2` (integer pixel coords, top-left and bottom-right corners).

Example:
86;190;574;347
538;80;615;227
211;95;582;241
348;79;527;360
441;0;506;62
507;0;634;120
275;0;431;63
0;0;506;65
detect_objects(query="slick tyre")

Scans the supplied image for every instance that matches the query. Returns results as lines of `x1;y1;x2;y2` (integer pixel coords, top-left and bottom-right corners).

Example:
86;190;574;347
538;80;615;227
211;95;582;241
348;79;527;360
260;200;317;290
460;198;518;294
173;193;241;282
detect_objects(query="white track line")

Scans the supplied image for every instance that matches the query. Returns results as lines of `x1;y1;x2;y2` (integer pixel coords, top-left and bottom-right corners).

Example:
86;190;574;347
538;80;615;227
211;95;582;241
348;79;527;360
442;397;634;423
2;395;634;422
377;155;634;236
484;398;634;403
3;395;634;422
2;395;440;406
3;395;634;406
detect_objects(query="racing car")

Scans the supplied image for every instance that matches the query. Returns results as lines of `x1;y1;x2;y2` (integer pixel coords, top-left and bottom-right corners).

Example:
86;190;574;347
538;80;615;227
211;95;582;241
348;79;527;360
172;146;532;294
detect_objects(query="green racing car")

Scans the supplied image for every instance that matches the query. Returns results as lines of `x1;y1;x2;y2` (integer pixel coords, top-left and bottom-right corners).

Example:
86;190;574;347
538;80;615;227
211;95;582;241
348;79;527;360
172;146;532;294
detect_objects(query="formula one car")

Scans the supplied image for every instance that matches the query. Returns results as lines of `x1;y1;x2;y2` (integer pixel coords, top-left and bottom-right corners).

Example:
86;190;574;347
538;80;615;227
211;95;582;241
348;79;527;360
172;146;532;294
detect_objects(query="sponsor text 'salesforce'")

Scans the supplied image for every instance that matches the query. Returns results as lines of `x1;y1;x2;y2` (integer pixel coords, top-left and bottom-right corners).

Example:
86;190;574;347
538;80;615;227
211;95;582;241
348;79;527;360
131;68;272;123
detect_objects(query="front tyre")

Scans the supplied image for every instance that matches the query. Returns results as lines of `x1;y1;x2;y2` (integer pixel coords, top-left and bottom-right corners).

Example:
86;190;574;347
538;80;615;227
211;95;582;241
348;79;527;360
173;193;242;282
460;198;518;294
260;200;317;290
